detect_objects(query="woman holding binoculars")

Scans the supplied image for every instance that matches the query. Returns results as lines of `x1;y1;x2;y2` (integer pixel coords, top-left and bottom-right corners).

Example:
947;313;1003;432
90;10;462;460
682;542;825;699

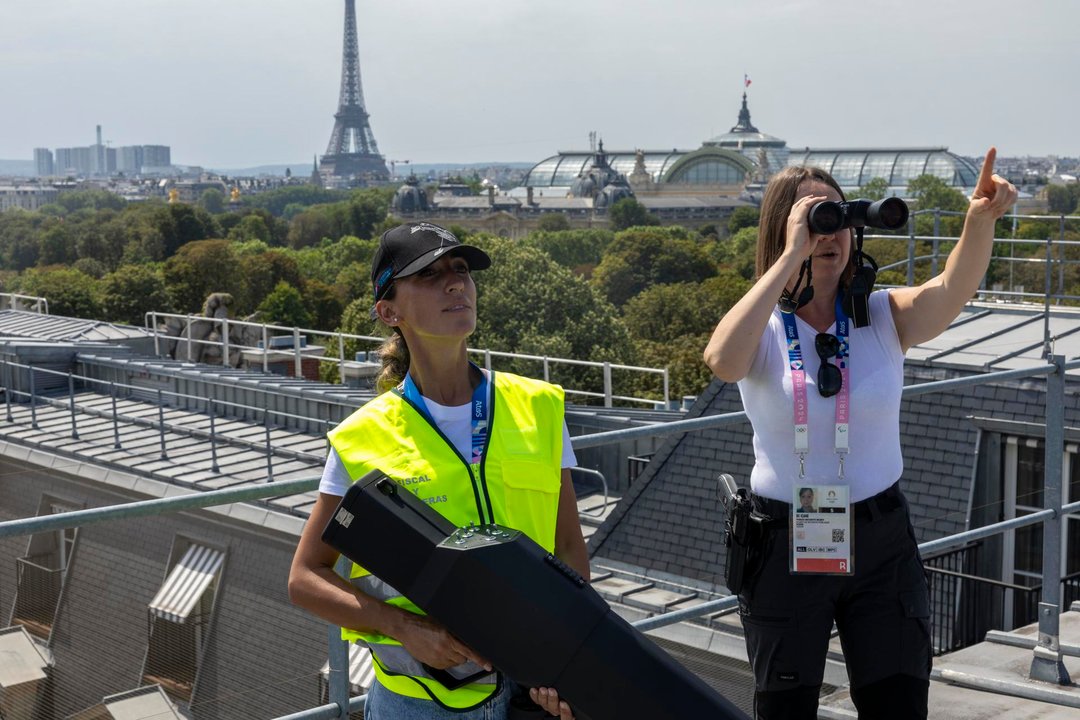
704;149;1017;719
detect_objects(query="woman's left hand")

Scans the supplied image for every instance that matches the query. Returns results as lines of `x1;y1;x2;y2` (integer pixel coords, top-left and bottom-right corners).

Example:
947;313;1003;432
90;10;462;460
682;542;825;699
529;687;574;719
968;147;1018;221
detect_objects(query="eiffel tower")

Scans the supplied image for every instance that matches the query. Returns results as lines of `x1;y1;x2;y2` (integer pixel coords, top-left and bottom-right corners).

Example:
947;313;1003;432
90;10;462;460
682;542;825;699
320;0;389;181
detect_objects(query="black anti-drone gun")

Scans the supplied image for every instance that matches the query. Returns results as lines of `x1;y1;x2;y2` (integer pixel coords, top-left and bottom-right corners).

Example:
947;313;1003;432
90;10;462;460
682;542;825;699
322;469;748;720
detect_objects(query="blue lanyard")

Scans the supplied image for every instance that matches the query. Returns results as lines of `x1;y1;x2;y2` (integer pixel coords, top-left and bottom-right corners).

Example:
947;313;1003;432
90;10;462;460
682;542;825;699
779;295;851;477
400;363;491;468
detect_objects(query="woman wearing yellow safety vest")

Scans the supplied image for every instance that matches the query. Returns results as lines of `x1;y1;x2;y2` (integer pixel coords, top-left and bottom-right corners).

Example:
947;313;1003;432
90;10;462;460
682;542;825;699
290;222;588;720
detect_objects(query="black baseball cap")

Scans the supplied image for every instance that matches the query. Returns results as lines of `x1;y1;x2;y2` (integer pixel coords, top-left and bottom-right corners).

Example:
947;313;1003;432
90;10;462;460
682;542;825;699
371;222;491;302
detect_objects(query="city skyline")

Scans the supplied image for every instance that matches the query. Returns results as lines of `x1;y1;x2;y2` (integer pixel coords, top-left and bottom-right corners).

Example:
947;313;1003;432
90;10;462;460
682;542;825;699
2;0;1076;168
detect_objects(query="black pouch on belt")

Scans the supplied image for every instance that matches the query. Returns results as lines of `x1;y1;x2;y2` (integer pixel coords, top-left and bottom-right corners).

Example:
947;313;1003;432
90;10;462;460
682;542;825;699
720;475;771;595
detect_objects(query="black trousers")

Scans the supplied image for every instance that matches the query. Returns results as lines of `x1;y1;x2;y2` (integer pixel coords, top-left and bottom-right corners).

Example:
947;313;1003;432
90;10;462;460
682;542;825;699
739;483;932;720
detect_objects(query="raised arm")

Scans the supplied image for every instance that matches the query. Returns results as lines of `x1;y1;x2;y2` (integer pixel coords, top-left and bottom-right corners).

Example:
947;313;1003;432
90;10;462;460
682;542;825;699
704;194;825;381
889;147;1018;352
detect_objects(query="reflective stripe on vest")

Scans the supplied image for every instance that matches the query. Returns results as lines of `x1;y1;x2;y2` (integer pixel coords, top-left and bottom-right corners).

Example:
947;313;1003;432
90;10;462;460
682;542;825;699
328;371;564;708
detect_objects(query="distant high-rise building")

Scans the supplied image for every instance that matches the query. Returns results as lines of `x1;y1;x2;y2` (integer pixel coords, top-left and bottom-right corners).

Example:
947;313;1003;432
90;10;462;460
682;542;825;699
117;145;144;174
142;145;171;171
33;148;54;177
54;147;75;175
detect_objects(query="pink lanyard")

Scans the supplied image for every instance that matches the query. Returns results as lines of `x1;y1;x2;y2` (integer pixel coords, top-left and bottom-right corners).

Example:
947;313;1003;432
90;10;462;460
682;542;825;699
780;296;850;479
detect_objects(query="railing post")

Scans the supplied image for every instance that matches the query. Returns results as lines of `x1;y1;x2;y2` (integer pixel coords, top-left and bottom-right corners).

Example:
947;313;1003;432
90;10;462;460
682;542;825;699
186;314;194;363
1057;215;1066;302
662;368;670;410
327;556;353;715
484;349;492;373
1044;235;1052;356
221;316;230;367
4;361;12;422
110;382;121;449
293;327;302;378
265;409;274;483
603;362;612;408
338;332;346;385
157;389;168;460
151;312;160;357
262;324;270;374
1029;354;1070;685
68;371;80;440
543;356;550;383
209;398;220;473
28;364;38;430
931;210;940;277
906;215;916;286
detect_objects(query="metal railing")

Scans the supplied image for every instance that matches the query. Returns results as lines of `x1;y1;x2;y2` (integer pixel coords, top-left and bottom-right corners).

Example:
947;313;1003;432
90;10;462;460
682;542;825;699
144;311;669;409
865;212;1080;316
0;292;48;314
0;355;1077;717
1;359;333;478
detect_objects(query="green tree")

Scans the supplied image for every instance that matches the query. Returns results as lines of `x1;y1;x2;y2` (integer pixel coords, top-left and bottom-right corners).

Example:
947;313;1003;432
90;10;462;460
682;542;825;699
520;229;614;272
907;175;970;213
153;204;220;257
304;278;345;330
257;281;313;328
608;197;660;231
56;189;125;212
19;266;103;318
591;226;717;305
1047;184;1079;215
287;208;335;249
227;214;272;244
856;177;890;201
536;214;571;232
198;188;226;214
39;223;76;266
464;235;636;383
101;264;170;325
346;188;392;240
907;175;968;236
238;250;304;313
621;273;751;344
727;207;760;235
242;185;349;217
162;239;243;312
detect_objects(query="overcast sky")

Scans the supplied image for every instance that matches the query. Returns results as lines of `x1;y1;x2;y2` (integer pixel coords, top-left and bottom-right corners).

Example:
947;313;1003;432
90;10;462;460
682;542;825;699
2;0;1075;168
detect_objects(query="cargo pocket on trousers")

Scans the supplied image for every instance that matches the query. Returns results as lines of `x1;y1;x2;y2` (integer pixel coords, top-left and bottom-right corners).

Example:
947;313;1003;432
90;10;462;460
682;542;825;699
899;588;932;679
739;605;798;692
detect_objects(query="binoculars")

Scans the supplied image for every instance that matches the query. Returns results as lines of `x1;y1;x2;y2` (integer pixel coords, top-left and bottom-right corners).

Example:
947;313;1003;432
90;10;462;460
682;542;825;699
808;197;909;235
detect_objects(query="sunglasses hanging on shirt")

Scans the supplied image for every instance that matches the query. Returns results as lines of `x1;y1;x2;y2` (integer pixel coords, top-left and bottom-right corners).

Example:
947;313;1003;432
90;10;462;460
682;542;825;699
814;332;843;398
779;258;814;314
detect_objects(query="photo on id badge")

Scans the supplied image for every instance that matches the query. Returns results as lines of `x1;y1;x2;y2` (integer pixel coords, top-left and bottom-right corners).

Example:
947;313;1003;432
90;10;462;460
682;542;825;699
790;484;852;575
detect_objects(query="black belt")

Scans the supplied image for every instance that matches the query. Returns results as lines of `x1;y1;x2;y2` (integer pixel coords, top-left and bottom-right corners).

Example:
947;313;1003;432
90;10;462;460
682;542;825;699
752;481;904;527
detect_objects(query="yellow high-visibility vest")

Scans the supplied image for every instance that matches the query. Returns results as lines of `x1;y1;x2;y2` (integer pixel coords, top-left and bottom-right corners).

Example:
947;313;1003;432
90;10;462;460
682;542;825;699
328;370;564;710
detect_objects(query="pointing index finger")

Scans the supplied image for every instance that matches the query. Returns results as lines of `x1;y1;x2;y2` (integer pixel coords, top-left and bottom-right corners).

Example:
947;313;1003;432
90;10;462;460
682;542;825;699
976;147;997;195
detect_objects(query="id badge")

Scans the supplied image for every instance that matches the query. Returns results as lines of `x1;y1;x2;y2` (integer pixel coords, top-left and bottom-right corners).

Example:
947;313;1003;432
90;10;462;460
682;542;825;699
790;484;853;575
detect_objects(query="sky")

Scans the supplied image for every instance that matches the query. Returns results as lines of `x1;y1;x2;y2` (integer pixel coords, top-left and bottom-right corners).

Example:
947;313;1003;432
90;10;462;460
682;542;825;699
2;0;1076;168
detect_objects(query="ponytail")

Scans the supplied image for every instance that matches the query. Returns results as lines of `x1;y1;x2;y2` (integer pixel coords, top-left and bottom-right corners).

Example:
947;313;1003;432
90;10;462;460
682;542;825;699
376;330;409;393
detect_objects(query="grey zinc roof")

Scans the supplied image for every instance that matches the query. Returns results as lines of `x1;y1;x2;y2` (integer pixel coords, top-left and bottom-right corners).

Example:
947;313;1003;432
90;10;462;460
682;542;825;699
903;301;1080;373
0;310;153;343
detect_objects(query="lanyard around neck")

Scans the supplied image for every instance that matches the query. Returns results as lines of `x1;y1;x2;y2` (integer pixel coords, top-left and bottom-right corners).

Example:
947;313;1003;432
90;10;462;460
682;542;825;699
780;295;850;479
400;363;491;468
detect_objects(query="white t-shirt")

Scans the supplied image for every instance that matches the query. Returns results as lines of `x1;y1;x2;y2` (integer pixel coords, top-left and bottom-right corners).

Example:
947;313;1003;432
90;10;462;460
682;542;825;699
319;393;577;497
737;290;905;503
